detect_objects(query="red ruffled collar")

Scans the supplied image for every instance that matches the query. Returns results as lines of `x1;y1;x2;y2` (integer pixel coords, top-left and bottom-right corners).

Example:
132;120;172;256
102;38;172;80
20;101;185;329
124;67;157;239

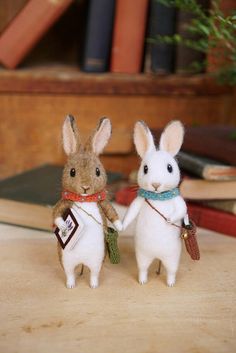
62;189;106;202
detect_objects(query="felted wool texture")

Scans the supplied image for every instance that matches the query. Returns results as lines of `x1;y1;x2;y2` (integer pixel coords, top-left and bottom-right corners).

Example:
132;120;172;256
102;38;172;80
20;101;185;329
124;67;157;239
53;117;118;221
123;120;187;287
62;151;107;196
53;116;120;288
99;199;120;224
53;199;73;221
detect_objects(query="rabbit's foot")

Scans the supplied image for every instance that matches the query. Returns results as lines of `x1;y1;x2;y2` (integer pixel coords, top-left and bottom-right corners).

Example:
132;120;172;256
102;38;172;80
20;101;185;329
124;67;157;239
66;275;76;289
167;273;176;287
138;270;148;285
90;275;99;289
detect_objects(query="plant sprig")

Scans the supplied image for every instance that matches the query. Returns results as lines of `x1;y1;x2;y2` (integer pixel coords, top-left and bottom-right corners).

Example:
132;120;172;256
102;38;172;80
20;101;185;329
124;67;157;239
151;0;236;85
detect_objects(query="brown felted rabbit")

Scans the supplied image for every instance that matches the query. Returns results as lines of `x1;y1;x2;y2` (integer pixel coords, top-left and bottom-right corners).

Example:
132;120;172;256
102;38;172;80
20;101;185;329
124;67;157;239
53;115;122;289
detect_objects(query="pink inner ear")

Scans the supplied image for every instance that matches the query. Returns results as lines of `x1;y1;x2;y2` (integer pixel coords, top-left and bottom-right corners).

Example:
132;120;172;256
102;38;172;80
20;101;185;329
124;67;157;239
134;122;155;158
134;124;149;158
62;118;77;155
159;121;184;156
92;119;111;155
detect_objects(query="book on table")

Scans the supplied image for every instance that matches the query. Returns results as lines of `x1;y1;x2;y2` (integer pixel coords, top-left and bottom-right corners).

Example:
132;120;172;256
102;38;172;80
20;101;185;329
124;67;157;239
115;185;236;237
177;152;236;181
0;165;124;231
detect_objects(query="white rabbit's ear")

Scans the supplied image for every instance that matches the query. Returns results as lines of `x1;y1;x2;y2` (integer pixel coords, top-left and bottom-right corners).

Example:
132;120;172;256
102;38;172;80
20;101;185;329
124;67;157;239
159;120;184;156
92;117;112;155
62;115;80;155
134;121;156;158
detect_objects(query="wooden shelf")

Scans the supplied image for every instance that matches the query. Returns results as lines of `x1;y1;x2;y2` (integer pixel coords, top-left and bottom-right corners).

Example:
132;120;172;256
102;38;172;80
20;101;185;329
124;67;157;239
0;64;235;180
0;65;232;96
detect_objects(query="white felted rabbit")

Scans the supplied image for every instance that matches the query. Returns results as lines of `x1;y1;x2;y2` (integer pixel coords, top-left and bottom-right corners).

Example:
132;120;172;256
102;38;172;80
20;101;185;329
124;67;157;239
123;120;188;287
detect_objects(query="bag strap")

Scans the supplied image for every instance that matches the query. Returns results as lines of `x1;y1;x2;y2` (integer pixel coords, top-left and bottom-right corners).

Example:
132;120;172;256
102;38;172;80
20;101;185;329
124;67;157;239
73;203;105;230
145;199;182;230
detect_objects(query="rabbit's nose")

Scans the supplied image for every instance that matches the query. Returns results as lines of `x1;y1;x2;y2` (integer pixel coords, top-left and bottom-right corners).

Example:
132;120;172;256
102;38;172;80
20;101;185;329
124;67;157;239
82;185;90;192
152;183;160;191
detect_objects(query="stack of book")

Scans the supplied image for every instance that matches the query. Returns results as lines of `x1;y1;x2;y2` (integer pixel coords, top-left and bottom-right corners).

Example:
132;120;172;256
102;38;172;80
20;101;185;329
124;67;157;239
0;0;231;74
115;125;236;237
0;164;124;231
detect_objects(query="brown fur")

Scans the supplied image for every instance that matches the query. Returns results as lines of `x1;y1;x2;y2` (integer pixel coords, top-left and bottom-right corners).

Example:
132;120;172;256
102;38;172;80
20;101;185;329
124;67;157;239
53;116;119;264
53;199;74;221
99;199;119;224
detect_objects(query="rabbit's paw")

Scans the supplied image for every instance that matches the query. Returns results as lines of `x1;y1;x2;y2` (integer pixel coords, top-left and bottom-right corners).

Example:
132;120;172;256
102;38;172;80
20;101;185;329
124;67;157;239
113;219;123;232
55;217;67;232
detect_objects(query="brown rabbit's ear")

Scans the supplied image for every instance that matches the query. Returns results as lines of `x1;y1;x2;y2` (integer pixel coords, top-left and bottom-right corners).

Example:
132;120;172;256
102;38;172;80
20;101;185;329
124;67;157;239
87;117;112;155
62;115;80;155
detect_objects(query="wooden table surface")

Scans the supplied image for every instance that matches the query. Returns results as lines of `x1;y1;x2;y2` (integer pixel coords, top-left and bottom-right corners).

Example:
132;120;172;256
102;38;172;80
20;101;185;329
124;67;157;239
0;224;235;353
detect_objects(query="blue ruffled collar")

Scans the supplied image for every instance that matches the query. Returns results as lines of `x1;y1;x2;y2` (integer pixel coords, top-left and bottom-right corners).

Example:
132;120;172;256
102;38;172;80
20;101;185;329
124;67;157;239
138;187;179;201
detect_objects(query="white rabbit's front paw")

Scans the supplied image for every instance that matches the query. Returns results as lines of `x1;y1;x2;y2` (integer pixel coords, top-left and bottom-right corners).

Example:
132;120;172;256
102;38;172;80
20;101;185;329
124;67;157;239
113;219;123;232
168;215;179;224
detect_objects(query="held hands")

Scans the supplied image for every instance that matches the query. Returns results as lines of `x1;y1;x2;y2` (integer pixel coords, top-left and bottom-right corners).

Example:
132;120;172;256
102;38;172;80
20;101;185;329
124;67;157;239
113;219;123;232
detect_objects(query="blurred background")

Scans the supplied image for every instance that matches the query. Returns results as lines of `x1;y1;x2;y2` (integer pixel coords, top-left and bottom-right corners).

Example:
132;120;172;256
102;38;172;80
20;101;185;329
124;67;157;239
0;0;235;235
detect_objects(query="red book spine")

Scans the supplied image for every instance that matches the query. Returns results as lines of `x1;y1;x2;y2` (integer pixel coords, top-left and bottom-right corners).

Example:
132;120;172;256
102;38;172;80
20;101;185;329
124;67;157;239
110;0;149;74
115;186;137;206
0;0;73;69
188;202;236;237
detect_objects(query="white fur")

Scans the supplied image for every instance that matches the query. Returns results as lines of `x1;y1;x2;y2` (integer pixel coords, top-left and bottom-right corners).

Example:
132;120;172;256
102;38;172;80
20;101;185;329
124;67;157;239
113;219;123;232
123;120;187;286
62;202;104;289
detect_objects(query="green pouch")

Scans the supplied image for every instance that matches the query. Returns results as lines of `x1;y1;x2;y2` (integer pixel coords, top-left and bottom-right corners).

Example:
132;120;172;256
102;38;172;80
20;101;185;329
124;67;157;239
105;227;120;264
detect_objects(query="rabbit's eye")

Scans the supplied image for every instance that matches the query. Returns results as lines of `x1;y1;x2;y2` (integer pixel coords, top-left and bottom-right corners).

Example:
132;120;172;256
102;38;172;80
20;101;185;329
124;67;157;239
167;164;173;173
143;165;148;174
70;168;76;177
96;167;100;177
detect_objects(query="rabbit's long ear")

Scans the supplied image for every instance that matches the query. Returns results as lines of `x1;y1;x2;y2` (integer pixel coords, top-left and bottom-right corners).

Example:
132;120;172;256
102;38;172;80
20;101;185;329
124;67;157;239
159;120;184;156
134;121;156;158
62;115;80;155
90;117;112;155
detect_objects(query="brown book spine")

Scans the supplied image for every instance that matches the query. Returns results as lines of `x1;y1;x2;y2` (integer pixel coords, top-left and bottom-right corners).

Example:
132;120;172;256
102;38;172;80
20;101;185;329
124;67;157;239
0;0;73;69
110;0;149;74
0;0;28;34
180;179;236;200
207;0;235;72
